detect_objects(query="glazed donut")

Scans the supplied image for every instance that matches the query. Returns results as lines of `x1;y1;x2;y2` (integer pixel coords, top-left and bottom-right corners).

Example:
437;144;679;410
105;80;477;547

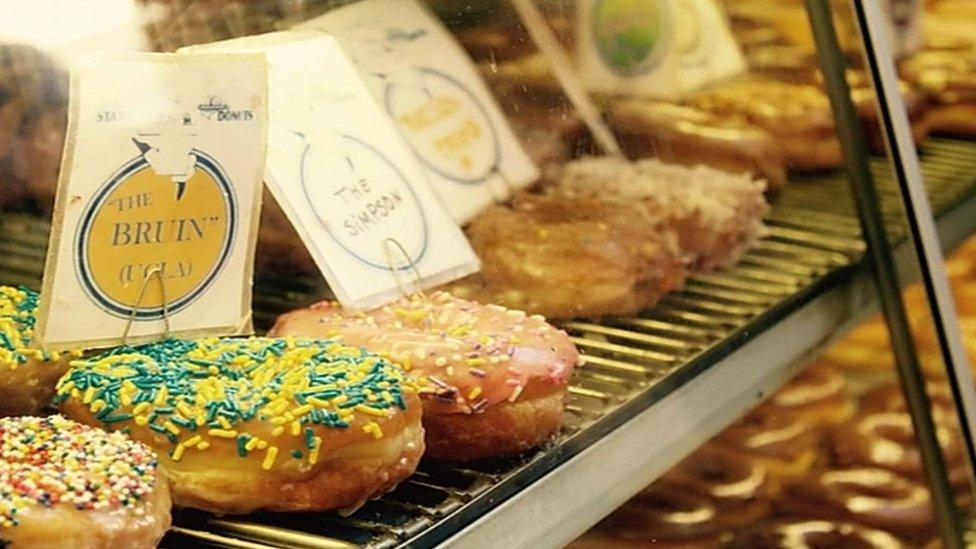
687;77;842;171
831;411;970;493
0;286;80;417
604;99;788;192
552;157;770;271
659;444;772;512
443;192;688;319
780;467;935;541
0;415;171;548
269;291;579;461
713;403;820;491
764;362;855;428
56;337;424;514
728;520;906;549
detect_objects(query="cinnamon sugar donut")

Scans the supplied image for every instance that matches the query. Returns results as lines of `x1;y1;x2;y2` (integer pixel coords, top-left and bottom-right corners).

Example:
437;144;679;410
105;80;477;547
780;468;935;541
605;100;788;191
713;403;820;491
553;157;770;271
764;362;855;428
0;286;81;417
831;411;969;492
443;192;688;319
0;415;170;548
56;337;424;514
687;77;842;171
729;520;906;549
269;292;579;461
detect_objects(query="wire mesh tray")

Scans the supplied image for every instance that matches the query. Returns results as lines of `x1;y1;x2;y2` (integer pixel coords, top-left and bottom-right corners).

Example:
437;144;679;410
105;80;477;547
2;138;976;548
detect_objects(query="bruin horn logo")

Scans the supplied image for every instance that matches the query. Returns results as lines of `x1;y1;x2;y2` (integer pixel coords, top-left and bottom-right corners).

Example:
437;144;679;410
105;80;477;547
197;95;254;122
74;142;237;320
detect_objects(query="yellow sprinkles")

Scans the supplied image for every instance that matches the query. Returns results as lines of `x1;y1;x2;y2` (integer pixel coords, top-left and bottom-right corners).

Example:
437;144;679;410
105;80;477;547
0;286;81;371
54;337;419;470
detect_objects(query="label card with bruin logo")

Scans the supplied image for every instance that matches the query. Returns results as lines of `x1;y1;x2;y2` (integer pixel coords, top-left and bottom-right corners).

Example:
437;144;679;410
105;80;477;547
293;0;539;225
576;0;682;98
182;33;480;311
36;52;267;350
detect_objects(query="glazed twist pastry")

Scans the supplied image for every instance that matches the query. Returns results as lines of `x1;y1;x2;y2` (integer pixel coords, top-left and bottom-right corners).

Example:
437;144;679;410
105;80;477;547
729;520;905;548
56;336;424;514
0;415;171;549
713;402;821;492
269;292;579;460
764;362;855;428
780;467;935;542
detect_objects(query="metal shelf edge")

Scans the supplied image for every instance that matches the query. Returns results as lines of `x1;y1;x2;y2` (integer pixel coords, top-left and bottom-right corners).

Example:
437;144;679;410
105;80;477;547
436;191;976;549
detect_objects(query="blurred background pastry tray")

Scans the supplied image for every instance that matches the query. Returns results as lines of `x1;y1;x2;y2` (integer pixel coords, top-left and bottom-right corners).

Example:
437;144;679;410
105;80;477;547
3;138;976;548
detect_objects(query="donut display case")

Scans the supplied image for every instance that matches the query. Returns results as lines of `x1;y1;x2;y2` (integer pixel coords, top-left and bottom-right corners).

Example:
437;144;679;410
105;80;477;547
2;1;976;548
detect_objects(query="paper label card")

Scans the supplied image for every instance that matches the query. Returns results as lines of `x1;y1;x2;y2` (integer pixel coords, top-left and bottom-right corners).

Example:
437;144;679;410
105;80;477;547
183;33;480;311
577;0;744;95
672;0;746;92
293;0;539;224
37;52;267;350
576;0;682;98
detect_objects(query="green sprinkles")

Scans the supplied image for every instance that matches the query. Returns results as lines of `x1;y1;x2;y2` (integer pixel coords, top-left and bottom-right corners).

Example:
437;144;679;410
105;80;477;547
55;336;420;470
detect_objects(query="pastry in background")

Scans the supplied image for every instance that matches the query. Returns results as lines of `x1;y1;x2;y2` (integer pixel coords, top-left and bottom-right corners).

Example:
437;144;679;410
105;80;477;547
444;191;688;319
900;49;976;137
687;77;842;171
779;467;935;542
728;520;906;549
605;100;787;191
0;44;67;212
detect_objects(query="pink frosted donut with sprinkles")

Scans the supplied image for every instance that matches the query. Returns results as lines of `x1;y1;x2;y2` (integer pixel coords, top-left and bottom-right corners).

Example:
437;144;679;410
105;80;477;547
269;291;581;461
0;415;171;549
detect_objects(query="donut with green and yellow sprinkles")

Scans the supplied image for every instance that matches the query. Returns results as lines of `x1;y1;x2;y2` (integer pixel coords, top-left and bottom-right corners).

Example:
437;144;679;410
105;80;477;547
56;336;425;514
0;286;82;417
0;415;171;548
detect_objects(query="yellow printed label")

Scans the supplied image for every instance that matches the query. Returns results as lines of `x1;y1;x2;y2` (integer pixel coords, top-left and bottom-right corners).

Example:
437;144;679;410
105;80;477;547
76;150;235;319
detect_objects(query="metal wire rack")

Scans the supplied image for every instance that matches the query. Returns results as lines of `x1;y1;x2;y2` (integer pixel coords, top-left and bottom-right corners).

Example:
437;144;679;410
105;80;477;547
1;138;976;548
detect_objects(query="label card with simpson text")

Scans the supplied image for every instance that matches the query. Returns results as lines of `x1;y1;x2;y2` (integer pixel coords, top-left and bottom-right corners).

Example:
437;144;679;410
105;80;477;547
182;33;480;311
293;0;539;224
37;52;267;351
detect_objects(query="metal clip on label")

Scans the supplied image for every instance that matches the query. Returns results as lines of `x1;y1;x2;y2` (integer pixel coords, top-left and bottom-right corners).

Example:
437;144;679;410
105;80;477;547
120;266;172;346
382;237;427;300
